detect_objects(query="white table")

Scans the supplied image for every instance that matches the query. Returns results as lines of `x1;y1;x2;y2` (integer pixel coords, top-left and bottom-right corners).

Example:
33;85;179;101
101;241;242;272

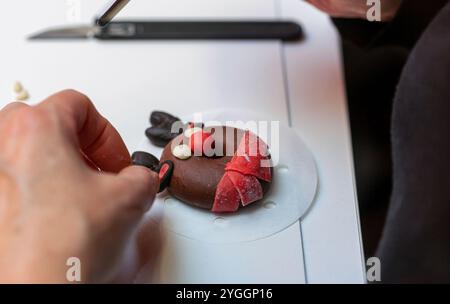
0;0;365;283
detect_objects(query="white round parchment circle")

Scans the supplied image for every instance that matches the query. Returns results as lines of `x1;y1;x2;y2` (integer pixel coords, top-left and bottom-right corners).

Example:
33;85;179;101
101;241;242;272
138;109;318;243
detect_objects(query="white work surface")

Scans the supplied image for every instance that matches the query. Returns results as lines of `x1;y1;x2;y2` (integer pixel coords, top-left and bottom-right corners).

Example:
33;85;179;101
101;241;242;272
0;0;365;283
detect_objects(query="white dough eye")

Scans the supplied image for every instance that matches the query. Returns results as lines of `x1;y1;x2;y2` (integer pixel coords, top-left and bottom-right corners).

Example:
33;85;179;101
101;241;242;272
172;144;192;160
184;127;203;138
13;81;23;93
12;81;30;102
16;90;30;101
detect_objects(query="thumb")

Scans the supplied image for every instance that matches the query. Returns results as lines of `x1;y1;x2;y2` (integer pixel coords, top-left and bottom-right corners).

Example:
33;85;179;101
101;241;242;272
113;165;160;214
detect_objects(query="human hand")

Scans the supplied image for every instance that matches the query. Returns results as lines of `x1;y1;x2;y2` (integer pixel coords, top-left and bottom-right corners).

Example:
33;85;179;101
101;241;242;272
0;90;159;283
305;0;402;21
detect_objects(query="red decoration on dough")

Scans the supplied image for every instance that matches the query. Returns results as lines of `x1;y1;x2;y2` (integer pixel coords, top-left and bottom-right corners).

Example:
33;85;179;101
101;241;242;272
212;174;240;213
227;171;263;206
226;131;272;181
226;155;272;182
189;131;214;156
259;165;272;182
212;130;272;212
236;131;269;157
159;163;170;180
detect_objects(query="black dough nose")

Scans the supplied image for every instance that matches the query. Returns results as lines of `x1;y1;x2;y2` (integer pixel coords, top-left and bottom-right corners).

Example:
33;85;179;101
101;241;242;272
132;151;160;172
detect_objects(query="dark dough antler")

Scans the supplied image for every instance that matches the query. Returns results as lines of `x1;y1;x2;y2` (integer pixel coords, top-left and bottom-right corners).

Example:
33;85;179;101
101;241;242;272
146;111;183;147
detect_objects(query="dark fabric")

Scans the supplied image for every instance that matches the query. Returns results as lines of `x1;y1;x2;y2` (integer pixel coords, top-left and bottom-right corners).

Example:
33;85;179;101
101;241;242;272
343;43;408;210
331;0;450;280
331;18;386;47
333;0;449;49
370;0;449;48
335;1;447;218
376;2;450;283
341;43;409;255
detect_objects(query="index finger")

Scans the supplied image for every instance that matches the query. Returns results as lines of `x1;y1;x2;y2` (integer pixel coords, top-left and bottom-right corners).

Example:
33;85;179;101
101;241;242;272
39;89;131;173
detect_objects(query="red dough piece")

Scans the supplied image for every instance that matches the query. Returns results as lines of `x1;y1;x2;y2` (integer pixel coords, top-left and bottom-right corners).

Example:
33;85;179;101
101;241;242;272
226;155;259;175
159;163;170;180
212;174;241;213
227;130;272;182
226;155;272;182
189;131;213;156
227;171;263;206
259;165;272;182
236;131;269;158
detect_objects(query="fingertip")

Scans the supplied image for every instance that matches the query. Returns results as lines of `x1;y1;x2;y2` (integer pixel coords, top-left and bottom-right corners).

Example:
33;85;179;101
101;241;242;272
122;165;158;184
1;101;29;111
117;165;160;211
0;102;30;120
54;89;91;103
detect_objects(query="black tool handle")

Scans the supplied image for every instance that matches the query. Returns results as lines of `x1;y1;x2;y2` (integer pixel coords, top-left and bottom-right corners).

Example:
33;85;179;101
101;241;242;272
96;21;303;41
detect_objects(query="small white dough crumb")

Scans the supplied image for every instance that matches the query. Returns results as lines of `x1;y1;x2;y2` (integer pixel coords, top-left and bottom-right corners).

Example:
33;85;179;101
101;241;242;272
16;90;30;102
172;144;192;160
13;81;24;94
184;127;203;138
